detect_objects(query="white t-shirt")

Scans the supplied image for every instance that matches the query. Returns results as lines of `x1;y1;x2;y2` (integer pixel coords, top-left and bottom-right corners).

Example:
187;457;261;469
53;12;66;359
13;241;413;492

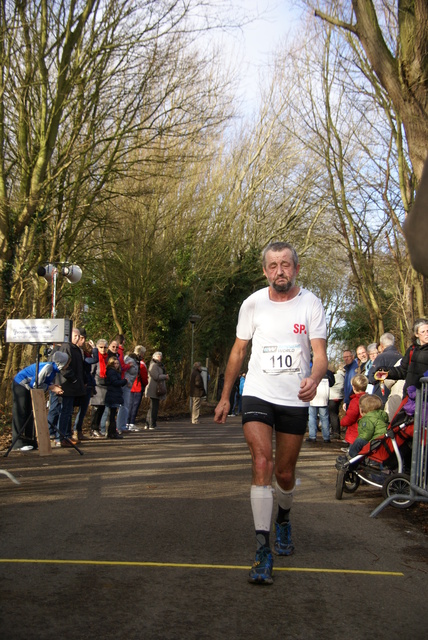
236;287;327;407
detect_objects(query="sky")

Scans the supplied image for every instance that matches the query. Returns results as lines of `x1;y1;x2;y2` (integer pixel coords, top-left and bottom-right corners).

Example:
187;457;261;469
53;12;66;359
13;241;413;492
225;0;305;110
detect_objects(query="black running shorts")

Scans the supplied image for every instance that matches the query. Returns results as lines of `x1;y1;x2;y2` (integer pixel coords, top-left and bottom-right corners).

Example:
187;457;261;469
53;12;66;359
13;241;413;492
241;396;308;435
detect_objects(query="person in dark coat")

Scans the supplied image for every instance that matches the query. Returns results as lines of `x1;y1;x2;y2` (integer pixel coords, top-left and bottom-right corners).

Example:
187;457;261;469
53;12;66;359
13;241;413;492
72;328;97;441
145;351;169;430
100;357;127;439
190;362;206;424
48;328;86;447
376;319;428;396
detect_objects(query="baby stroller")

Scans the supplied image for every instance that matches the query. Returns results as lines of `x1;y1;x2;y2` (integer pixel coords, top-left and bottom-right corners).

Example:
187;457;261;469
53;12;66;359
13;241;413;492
335;394;414;509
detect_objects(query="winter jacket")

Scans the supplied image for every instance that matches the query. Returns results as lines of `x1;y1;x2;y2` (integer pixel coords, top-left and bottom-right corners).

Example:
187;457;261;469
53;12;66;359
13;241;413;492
131;359;148;393
57;342;86;397
145;358;168;399
343;359;360;406
14;362;61;391
124;355;139;387
386;343;428;393
329;368;345;401
105;367;127;406
340;391;367;444
357;409;389;442
90;357;108;406
190;366;205;398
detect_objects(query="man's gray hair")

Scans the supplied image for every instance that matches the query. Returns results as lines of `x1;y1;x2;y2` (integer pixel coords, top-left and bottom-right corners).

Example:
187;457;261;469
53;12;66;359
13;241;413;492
262;242;299;268
379;332;395;347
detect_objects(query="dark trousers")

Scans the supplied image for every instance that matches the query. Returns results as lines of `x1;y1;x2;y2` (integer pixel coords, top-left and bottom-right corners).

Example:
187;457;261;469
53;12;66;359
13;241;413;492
328;399;341;437
146;397;160;428
73;387;92;433
102;406;118;437
128;391;143;424
90;405;105;431
12;382;36;449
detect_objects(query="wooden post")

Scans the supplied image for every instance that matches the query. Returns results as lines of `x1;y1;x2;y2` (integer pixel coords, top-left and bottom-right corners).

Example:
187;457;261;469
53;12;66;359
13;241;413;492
30;389;52;456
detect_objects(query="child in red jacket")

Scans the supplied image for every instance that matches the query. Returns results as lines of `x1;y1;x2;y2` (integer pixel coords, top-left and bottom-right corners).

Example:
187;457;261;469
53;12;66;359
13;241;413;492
340;374;368;444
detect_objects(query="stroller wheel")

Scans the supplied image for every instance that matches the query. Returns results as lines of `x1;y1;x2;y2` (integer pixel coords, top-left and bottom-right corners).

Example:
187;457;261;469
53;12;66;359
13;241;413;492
335;469;345;500
382;473;414;509
343;470;360;493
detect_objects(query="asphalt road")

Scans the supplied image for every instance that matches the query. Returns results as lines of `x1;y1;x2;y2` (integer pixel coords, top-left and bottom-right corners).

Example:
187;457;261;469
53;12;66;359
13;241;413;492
0;416;427;640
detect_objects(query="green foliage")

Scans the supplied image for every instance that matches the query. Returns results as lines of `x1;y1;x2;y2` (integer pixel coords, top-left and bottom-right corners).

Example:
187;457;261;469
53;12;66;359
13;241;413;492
330;305;373;348
196;245;263;368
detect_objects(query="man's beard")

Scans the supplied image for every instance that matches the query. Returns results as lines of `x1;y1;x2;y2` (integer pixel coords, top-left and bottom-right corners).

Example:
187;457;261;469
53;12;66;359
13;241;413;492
272;278;294;293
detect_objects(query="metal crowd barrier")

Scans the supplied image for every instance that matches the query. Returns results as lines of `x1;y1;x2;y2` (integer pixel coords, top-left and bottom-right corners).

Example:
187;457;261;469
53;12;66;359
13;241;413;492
371;376;428;517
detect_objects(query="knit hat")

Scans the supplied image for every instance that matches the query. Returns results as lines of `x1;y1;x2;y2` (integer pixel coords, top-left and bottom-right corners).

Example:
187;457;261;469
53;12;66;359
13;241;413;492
52;352;69;370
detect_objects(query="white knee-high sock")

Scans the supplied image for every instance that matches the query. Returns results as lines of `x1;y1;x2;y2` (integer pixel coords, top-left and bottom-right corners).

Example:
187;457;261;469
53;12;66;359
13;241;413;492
250;485;273;531
275;483;295;512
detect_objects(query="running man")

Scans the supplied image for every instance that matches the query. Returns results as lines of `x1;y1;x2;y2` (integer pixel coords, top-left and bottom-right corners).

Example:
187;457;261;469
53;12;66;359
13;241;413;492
214;241;327;585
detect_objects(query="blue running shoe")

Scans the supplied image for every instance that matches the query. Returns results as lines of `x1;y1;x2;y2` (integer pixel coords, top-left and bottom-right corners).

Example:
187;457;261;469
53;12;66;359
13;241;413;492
274;521;295;556
248;547;273;585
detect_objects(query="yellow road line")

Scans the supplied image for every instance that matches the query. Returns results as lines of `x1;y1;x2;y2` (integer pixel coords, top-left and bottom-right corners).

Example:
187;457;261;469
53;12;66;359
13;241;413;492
0;559;403;576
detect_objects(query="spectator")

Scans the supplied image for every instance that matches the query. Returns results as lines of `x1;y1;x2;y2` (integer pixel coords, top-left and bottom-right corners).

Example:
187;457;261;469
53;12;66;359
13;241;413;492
340;374;368;445
190;362;206;424
375;319;428;397
116;346;138;433
216;373;224;401
306;369;334;443
100;357;127;439
107;337;121;361
367;343;379;366
12;352;69;451
89;339;109;437
145;351;169;430
48;328;86;447
228;377;240;416
127;346;148;430
348;395;389;458
367;333;402;404
115;334;132;432
238;372;246;414
342;350;359;410
328;362;345;440
72;328;96;441
356;345;371;375
365;343;379;393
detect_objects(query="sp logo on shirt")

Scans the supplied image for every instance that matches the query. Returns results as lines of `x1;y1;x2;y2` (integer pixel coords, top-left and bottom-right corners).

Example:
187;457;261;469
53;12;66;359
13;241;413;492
293;324;307;334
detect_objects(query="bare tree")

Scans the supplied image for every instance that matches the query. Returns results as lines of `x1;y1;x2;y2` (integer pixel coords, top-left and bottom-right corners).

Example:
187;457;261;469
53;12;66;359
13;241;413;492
0;0;236;402
312;0;428;182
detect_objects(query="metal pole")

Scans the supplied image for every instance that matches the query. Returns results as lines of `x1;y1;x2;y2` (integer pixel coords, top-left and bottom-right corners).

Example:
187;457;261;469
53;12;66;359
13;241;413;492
52;268;58;318
191;323;195;366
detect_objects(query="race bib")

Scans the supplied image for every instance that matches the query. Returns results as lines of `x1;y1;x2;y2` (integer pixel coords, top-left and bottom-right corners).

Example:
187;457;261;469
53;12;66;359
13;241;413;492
261;344;302;375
